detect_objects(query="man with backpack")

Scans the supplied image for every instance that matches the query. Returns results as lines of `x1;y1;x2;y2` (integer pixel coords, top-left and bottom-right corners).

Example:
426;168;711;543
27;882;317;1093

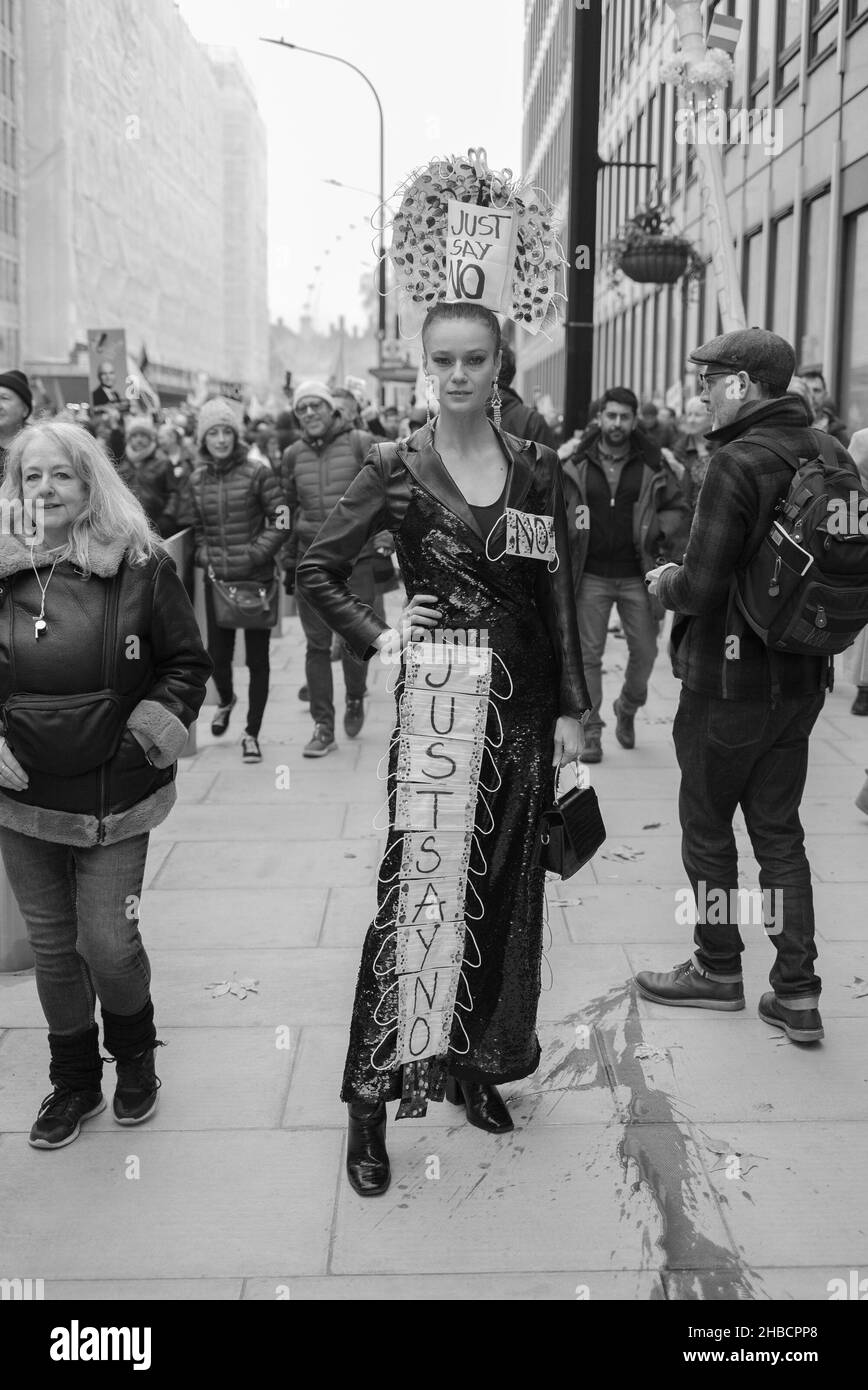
635;329;865;1044
280;381;377;757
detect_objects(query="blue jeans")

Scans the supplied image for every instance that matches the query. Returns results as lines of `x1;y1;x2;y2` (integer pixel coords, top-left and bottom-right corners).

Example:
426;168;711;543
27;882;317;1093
296;556;374;732
576;573;660;735
672;688;825;1000
0;828;151;1035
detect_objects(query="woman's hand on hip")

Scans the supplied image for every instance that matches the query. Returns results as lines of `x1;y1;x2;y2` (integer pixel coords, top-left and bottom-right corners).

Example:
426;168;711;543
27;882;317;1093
375;593;442;662
553;716;582;768
0;739;29;791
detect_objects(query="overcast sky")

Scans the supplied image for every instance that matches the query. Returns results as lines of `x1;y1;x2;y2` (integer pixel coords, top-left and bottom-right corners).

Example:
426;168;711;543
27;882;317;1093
176;0;524;333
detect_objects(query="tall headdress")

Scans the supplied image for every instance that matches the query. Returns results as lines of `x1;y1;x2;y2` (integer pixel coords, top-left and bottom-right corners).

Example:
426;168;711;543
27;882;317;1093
385;147;567;339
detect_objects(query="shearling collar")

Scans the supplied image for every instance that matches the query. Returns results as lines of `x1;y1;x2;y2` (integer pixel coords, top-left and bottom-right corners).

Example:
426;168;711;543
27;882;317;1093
0;533;128;578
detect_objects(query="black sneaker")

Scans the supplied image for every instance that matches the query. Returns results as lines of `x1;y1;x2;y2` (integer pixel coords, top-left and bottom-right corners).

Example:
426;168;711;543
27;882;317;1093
29;1087;106;1149
211;694;237;736
242;734;262;763
298;685;309;702
113;1049;162;1125
344;698;365;739
635;959;745;1011
613;697;636;749
758;991;824;1043
303;724;337;758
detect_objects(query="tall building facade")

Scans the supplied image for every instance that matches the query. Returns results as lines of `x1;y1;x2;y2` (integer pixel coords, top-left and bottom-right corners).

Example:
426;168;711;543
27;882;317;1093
0;0;20;372
207;48;269;392
18;0;268;402
520;0;573;407
522;0;868;433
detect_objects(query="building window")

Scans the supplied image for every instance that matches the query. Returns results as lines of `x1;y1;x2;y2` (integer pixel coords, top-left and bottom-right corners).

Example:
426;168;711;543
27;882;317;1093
809;0;839;62
848;0;868;29
770;212;795;338
839;206;868;430
798;190;831;368
749;0;775;97
777;0;802;93
743;228;766;321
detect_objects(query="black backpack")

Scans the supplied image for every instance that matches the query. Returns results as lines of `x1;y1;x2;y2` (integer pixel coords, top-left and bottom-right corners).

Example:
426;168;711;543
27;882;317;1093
733;430;868;657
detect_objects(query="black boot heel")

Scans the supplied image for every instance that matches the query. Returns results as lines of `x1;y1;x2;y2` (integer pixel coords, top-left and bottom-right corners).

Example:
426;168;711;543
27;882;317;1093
445;1076;465;1106
346;1101;390;1197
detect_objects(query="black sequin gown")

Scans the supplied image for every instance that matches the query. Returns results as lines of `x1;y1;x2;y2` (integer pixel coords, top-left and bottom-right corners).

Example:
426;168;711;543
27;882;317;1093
295;427;590;1118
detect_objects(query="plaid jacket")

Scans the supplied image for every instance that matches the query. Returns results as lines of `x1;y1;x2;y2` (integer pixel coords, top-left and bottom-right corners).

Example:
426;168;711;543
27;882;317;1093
656;395;856;700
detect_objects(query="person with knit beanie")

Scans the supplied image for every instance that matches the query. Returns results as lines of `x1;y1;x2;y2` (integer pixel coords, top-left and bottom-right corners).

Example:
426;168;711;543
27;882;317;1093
181;397;286;762
0;369;33;467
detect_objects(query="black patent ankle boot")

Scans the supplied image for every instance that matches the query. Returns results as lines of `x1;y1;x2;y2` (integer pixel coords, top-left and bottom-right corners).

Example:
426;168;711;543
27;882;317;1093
346;1100;390;1197
445;1075;514;1133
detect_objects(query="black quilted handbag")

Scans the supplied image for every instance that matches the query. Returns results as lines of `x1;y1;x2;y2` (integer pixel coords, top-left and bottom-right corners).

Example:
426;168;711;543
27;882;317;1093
533;763;606;880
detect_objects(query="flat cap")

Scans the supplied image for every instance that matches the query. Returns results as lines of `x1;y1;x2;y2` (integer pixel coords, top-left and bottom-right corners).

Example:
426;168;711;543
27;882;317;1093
690;328;795;393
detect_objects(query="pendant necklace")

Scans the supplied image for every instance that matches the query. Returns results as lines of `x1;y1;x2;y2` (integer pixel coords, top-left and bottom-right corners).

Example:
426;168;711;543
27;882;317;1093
30;554;60;640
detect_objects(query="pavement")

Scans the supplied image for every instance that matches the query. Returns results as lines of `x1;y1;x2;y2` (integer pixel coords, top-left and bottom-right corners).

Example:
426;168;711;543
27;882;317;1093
1;601;868;1303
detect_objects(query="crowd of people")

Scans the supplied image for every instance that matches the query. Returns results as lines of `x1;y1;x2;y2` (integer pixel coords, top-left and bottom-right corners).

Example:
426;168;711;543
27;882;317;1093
1;327;867;1173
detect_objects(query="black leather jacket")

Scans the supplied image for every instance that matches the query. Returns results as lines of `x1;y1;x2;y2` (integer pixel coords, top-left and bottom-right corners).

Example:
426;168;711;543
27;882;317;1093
296;424;591;721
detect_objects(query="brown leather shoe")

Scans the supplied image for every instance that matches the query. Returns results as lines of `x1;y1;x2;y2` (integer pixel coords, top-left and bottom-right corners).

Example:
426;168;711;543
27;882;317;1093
758;992;824;1043
635;959;745;1011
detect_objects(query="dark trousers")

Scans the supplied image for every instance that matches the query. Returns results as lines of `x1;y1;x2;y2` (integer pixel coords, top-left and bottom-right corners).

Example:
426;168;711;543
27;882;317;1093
204;581;271;738
295;557;374;733
672;687;825;1000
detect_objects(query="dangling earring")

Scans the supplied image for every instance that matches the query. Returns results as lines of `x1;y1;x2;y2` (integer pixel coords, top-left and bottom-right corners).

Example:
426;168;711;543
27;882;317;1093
425;374;437;429
490;381;503;430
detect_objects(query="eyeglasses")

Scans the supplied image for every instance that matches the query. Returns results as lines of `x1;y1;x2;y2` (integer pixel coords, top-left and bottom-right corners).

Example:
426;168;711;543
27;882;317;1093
697;370;731;389
296;401;327;415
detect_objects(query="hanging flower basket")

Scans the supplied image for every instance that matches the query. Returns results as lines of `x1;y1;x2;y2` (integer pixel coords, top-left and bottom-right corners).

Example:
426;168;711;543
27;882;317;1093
620;240;691;283
603;202;704;290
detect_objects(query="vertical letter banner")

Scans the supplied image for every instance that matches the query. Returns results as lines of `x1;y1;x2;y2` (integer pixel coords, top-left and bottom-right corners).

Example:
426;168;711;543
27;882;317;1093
375;642;494;1078
445;201;518;315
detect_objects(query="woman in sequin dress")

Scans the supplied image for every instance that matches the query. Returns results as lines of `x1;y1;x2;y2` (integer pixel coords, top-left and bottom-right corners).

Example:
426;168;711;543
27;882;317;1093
297;302;590;1196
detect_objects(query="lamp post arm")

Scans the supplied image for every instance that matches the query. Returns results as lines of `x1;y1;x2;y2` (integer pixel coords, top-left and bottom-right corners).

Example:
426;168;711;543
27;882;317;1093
261;36;387;402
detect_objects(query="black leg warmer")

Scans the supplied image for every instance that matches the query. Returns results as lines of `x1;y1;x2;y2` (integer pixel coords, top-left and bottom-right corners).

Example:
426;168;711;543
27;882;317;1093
101;998;157;1063
48;1024;103;1092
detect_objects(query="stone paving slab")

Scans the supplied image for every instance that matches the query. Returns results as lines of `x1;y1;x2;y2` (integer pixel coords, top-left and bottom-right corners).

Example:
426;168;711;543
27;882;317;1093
140;887;325;950
151;839;379;890
149;803;345;843
663;1266;861;1301
595;1017;868;1124
242;1270;664;1299
148;947;361;1028
698;1122;868;1268
0;1130;341;1279
42;1279;244;1300
330;1122;732;1276
0;1027;295;1133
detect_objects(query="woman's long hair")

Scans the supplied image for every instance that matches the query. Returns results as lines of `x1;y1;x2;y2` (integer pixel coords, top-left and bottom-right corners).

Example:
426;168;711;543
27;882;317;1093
1;421;159;572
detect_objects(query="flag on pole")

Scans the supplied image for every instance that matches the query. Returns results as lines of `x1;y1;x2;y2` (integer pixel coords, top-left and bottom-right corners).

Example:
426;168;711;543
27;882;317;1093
707;12;743;55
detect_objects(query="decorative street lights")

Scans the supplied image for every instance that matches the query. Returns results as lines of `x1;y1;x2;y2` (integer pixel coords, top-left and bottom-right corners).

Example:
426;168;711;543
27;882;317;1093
665;0;746;331
260;37;387;402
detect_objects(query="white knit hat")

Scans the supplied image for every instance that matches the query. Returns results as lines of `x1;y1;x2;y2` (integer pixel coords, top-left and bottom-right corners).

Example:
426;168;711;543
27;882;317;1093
197;396;242;445
293;380;335;411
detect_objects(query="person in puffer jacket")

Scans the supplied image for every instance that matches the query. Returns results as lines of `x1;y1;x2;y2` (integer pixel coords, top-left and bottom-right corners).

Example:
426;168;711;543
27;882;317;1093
0;421;212;1150
116;416;179;537
184;397;286;762
279;381;379;758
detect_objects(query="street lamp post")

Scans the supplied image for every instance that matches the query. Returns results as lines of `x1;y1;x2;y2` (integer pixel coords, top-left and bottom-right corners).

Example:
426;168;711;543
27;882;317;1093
665;0;746;332
261;37;387;404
